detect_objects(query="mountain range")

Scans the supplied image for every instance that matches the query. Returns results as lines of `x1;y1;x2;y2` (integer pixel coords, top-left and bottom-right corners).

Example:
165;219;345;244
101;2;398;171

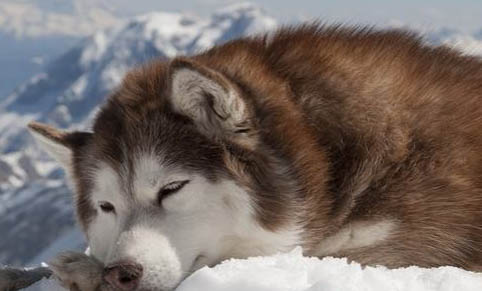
0;0;119;38
0;0;120;101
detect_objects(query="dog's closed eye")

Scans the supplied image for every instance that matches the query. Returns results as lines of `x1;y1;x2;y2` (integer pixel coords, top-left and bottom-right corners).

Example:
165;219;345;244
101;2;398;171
99;201;115;214
158;180;190;204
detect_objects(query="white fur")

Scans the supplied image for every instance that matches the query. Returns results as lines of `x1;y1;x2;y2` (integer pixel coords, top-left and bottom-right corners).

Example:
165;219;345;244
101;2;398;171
171;68;248;136
29;129;72;169
111;226;183;290
132;152;165;203
132;152;189;205
87;163;124;262
315;220;396;256
86;153;302;290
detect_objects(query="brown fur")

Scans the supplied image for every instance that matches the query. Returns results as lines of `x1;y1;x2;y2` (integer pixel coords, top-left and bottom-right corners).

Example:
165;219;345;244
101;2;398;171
31;24;482;271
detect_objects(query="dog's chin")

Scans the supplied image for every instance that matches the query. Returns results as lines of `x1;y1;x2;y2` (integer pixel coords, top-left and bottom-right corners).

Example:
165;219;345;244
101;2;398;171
135;287;175;291
136;280;181;291
135;255;212;291
133;266;183;291
104;276;182;291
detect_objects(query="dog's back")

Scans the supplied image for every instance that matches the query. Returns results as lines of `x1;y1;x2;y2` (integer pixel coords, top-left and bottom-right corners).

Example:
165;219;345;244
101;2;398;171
192;25;482;269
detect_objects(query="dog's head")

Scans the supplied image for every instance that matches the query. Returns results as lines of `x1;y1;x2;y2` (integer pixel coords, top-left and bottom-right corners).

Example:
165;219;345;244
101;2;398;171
29;58;304;290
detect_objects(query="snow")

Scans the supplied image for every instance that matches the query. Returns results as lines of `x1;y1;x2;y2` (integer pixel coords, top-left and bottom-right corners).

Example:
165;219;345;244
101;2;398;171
195;2;277;50
178;248;482;291
443;35;482;56
22;247;482;291
0;1;119;38
79;32;109;68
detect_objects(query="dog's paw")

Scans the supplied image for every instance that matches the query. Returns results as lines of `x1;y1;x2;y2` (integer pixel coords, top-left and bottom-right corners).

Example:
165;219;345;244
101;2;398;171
48;251;108;291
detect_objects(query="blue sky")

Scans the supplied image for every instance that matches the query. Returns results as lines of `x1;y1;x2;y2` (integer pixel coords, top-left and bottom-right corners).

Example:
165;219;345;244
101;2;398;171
106;0;482;32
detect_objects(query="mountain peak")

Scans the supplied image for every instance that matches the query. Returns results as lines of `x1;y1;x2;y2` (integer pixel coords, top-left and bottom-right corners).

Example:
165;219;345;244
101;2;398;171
214;2;266;16
0;0;120;38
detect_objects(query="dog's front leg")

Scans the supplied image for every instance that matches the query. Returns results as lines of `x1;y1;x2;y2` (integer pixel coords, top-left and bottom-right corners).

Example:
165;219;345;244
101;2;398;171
49;252;111;291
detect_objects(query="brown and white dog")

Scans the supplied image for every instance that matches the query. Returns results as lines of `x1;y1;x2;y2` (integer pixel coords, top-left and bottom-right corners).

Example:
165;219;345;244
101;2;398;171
29;24;482;290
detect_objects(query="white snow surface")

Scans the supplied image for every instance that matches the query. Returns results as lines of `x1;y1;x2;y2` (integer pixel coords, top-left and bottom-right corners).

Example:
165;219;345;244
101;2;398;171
25;248;482;291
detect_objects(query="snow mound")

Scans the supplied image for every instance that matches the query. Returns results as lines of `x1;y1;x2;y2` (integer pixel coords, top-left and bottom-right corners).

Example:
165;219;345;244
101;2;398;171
20;247;482;290
177;248;482;291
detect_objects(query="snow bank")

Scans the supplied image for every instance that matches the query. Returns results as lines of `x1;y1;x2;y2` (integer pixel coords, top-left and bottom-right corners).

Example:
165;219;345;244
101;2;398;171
25;247;482;291
177;248;482;291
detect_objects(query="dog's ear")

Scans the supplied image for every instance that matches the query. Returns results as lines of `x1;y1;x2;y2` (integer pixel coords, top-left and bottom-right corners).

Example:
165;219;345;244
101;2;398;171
28;122;92;169
169;58;257;148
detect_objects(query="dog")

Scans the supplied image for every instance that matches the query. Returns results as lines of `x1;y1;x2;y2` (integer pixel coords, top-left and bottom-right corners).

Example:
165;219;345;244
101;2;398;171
28;24;482;290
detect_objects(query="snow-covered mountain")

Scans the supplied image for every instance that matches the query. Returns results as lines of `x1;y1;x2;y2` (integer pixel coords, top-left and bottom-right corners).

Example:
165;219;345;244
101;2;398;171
422;27;482;56
0;0;119;38
0;0;123;105
0;2;276;266
441;33;482;56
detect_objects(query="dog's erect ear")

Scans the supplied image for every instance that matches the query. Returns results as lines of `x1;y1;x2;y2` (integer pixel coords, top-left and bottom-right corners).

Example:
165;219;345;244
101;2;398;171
28;122;91;169
169;58;257;148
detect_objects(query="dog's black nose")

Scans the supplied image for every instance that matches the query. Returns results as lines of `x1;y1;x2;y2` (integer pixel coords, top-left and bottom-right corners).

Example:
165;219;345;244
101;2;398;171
104;261;143;291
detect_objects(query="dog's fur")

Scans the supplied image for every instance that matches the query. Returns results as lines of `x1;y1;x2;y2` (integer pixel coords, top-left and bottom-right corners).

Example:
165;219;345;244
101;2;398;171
29;24;482;290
